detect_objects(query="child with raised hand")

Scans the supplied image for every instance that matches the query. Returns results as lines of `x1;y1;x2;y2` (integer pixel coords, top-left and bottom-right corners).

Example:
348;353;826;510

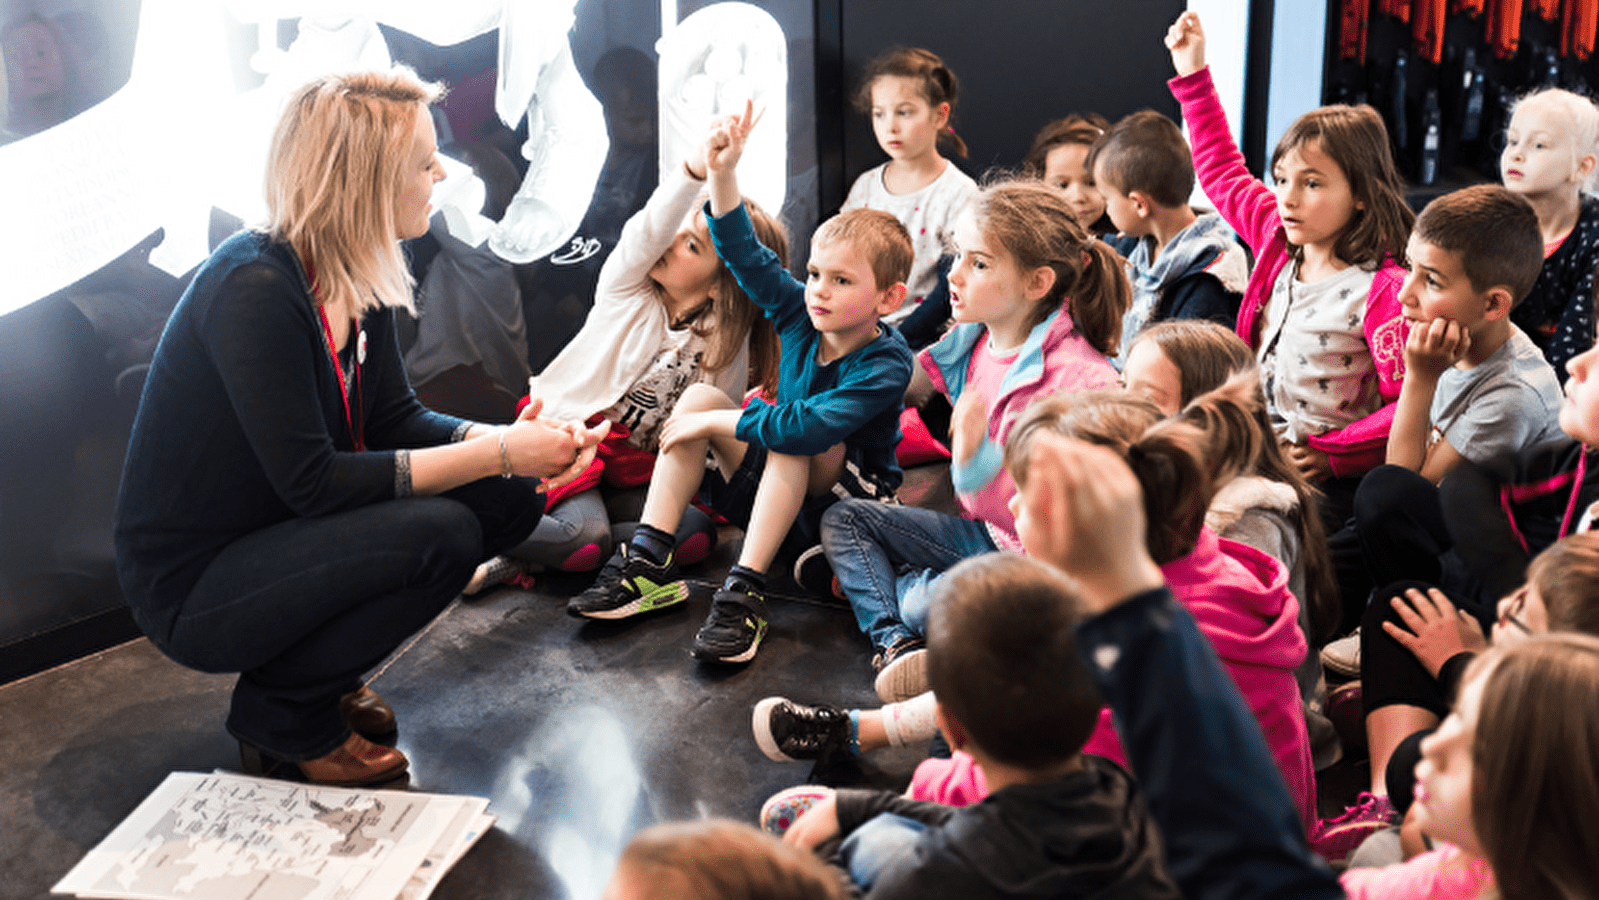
754;322;1339;779
762;553;1180;900
1166;12;1415;527
568;104;915;667
1022;113;1114;235
820;178;1126;698
845;47;979;349
482;137;788;584
1091;111;1251;367
1017;432;1599;900
1501;87;1599;379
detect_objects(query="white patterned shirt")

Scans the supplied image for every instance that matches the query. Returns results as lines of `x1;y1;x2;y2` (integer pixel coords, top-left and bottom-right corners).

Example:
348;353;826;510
844;161;978;325
1258;262;1382;443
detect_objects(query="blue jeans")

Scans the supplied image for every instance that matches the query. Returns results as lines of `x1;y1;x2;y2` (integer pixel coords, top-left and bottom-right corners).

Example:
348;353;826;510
840;812;925;891
820;500;996;651
151;477;542;760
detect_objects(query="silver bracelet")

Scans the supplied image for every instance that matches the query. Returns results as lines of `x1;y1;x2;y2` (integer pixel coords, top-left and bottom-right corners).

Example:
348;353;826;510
498;429;513;478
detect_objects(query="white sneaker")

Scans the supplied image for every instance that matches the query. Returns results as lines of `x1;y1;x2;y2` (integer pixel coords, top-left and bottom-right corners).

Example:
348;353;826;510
1320;629;1361;678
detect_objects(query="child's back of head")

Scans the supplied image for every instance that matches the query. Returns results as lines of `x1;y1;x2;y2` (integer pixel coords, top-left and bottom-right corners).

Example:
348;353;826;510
1086;109;1194;209
1413;184;1543;305
1526;531;1599;636
925;553;1101;770
813;207;914;291
1006;377;1264;564
609;818;850;900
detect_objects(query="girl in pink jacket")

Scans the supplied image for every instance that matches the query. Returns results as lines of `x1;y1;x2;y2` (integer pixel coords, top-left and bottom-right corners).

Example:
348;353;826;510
1167;14;1414;497
911;380;1317;830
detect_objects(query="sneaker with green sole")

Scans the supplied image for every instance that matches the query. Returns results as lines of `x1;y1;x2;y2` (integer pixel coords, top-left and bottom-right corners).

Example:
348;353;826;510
566;545;688;619
691;589;769;663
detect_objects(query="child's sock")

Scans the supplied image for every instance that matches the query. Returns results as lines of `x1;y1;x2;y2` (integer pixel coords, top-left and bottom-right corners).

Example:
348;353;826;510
881;692;939;747
629;524;675;566
722;564;767;597
846;710;862;755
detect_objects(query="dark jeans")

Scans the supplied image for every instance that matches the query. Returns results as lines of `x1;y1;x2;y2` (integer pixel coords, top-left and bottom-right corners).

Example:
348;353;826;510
155;477;542;760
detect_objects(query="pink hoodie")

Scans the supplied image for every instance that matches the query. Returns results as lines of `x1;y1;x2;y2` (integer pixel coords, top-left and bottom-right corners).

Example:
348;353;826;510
912;527;1316;832
1171;66;1408;479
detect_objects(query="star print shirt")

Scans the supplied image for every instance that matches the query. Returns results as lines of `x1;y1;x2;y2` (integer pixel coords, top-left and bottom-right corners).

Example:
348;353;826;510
1258;261;1382;443
844;161;978;326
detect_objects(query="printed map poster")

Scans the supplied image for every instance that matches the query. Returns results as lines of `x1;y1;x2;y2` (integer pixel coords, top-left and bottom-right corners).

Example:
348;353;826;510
53;771;491;900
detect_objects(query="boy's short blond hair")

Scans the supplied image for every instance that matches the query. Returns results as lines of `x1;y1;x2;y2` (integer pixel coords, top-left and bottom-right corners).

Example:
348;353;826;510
615;818;850;900
812;208;914;291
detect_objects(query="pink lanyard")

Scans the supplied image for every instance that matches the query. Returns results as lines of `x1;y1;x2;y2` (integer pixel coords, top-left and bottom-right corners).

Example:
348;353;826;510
317;305;364;451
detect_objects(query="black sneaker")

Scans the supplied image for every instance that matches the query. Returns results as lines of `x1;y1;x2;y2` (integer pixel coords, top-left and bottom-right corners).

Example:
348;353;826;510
752;696;850;762
690;589;769;663
566;545;687;619
792;545;846;603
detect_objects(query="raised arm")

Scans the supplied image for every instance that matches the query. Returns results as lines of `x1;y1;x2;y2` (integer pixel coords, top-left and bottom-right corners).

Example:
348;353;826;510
1018;434;1343;900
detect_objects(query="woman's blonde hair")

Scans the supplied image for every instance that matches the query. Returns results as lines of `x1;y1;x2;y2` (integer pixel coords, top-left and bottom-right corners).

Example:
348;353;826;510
265;67;442;319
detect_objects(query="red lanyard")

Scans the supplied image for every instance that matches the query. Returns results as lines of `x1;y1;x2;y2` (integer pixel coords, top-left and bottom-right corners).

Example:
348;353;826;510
318;306;364;451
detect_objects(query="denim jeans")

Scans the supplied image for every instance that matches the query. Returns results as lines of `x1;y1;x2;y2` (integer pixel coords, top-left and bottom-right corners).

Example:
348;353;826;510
839;812;925;891
155;477;542;760
820;500;996;651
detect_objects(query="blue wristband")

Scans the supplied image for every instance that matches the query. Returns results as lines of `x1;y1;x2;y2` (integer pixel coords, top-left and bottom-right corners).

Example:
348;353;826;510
951;434;1004;495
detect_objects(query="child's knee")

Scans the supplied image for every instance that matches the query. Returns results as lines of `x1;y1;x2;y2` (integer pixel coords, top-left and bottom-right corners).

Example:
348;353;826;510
673;381;737;414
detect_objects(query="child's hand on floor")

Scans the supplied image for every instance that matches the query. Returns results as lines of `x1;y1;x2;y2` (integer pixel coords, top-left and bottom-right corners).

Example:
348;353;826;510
1017;432;1164;613
782;792;839;851
1383;586;1488;679
1403;317;1472;379
1165;11;1207;77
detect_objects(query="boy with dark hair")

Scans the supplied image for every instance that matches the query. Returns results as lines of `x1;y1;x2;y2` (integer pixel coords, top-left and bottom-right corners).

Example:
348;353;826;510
1088;109;1249;364
1316;185;1567;855
569;106;915;666
1386;183;1563;483
766;553;1178;899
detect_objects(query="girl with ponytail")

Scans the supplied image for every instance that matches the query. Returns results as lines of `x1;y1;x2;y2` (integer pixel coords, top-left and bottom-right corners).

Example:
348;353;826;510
816;177;1128;702
997;377;1319;831
845;46;979;346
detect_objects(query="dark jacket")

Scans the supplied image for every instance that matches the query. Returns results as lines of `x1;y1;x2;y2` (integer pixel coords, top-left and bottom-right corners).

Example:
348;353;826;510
1076;589;1344;900
115;230;465;637
829;755;1179;900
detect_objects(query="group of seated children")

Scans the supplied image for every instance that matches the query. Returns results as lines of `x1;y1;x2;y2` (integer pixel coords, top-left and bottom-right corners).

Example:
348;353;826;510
501;9;1599;898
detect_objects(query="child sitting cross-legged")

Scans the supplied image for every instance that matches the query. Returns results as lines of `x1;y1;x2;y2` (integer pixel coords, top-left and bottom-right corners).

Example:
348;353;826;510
761;552;1180;900
568;104;915;666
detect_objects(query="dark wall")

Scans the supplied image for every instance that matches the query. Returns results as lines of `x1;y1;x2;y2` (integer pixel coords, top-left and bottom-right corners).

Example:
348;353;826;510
817;0;1186;211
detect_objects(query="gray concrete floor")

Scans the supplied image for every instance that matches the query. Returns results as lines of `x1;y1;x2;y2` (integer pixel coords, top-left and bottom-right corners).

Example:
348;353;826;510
0;461;1365;900
0;466;953;900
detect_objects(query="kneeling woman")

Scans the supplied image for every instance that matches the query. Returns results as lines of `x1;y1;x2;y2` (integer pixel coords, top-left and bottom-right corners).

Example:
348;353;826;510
114;68;599;787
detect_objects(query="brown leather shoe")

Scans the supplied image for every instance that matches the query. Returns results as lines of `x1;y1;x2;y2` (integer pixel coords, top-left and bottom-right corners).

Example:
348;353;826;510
339;686;397;738
241;733;409;787
298;733;409;786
